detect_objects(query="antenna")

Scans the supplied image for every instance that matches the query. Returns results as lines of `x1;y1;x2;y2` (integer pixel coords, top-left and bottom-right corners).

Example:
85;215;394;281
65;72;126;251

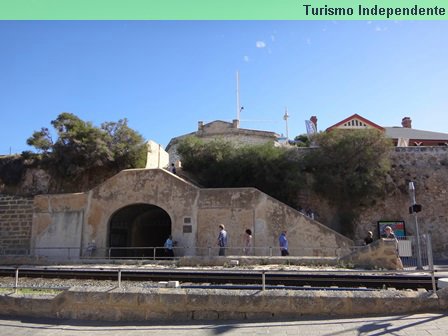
236;71;243;123
283;107;290;139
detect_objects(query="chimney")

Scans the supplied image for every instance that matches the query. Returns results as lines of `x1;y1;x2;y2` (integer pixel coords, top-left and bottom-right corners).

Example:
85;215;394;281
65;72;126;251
401;117;412;128
232;119;240;129
198;121;204;131
310;116;318;129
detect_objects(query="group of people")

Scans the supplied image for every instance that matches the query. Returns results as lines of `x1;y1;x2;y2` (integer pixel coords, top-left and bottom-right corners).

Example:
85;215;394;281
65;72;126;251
298;207;316;220
364;225;397;245
165;225;398;259
217;225;290;257
217;225;253;256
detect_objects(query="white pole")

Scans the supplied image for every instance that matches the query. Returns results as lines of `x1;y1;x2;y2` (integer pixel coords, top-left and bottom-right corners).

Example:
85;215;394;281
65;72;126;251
283;107;289;139
236;71;240;122
409;182;423;270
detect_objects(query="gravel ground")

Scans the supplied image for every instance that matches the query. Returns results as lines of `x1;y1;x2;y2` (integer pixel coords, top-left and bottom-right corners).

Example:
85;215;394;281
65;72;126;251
0;276;157;290
0;263;347;291
0;263;403;292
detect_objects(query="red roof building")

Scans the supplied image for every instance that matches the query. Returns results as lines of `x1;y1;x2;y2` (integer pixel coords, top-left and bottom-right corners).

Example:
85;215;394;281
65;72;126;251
325;114;448;147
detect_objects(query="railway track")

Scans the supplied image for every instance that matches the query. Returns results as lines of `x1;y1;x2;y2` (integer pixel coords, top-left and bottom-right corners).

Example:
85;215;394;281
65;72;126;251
0;267;439;291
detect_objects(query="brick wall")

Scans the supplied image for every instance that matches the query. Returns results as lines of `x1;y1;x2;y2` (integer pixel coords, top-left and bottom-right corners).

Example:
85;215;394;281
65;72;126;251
0;194;33;254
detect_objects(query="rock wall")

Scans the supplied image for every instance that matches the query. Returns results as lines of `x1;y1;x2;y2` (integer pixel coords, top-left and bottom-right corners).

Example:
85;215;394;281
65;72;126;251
340;239;403;270
2;147;448;258
295;147;448;259
0;194;33;254
0;287;441;321
354;147;448;259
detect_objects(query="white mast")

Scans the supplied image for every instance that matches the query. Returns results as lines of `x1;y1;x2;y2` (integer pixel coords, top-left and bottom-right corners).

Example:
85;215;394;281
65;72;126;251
283;107;290;139
236;71;241;122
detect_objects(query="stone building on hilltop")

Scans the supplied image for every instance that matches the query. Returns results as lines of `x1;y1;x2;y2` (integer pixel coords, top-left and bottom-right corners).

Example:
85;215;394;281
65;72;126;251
165;119;280;165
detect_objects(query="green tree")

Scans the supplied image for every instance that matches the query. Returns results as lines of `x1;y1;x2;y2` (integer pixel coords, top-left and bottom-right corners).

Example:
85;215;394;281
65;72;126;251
102;119;147;171
26;112;147;182
304;129;393;236
293;134;311;147
26;128;53;153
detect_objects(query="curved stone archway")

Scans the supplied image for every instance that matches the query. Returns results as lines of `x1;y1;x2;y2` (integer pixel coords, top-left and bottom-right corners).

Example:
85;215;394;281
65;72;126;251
108;203;171;258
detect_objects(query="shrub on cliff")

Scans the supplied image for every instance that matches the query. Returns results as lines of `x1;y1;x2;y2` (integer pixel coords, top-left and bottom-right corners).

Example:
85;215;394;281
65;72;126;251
178;130;392;237
177;137;305;207
26;113;147;183
304;129;393;236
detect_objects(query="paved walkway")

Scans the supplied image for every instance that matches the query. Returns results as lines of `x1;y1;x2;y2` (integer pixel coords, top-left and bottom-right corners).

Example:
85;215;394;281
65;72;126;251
1;313;448;335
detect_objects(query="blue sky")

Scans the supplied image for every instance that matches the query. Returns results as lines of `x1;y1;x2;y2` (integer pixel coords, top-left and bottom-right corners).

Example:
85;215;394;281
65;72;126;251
1;20;448;154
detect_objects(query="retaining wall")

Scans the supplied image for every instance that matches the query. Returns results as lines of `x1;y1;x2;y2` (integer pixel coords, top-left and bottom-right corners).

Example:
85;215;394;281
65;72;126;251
0;194;33;254
0;287;444;321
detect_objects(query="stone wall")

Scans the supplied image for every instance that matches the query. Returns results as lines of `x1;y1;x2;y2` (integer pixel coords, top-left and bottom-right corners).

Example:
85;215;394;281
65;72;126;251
3;146;448;259
0;287;442;321
145;140;169;169
340;239;403;270
31;169;352;259
354;147;448;258
0;194;33;254
294;147;448;259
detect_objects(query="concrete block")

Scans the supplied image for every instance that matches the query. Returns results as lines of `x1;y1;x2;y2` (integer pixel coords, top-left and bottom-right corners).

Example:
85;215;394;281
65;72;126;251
167;281;180;288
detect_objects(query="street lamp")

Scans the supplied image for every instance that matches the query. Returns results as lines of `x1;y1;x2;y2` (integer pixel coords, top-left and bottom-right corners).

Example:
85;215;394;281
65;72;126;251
409;181;423;270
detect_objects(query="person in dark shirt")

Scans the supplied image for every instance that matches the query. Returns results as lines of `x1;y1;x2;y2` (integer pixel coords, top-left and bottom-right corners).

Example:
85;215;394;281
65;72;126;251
217;224;228;256
279;231;289;256
364;231;374;245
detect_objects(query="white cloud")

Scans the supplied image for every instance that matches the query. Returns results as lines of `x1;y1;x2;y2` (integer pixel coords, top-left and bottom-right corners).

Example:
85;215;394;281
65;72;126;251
243;55;249;62
270;35;275;42
256;41;266;48
375;26;388;32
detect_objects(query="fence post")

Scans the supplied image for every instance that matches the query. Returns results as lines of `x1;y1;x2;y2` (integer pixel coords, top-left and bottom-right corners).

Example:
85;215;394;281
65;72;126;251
262;271;266;291
118;269;122;289
14;268;19;294
108;248;112;259
426;234;437;293
153;247;156;260
269;246;273;257
208;246;211;257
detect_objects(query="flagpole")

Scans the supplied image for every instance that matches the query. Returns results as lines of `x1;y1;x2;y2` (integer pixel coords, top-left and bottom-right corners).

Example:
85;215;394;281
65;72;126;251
283;107;289;139
236;71;240;122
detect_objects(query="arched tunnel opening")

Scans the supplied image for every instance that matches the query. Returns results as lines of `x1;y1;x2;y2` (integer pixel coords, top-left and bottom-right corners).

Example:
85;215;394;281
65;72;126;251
109;204;171;258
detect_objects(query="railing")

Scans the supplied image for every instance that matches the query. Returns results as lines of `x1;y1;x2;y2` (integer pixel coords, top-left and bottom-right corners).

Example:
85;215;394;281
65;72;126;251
0;246;352;260
397;235;432;270
0;235;434;271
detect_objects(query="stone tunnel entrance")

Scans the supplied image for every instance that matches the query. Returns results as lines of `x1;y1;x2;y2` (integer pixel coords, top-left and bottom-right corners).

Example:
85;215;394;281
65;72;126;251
108;204;171;258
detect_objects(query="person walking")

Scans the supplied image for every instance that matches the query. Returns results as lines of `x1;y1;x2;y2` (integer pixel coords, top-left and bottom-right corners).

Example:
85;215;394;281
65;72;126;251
279;231;289;256
243;229;253;255
217;224;228;256
169;163;176;174
164;235;174;258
